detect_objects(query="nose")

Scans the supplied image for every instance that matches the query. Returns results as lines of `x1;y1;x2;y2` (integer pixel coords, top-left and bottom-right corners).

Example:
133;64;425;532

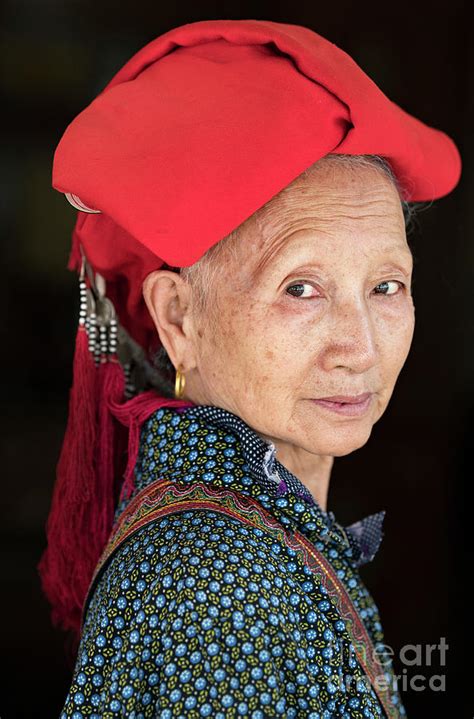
322;295;378;374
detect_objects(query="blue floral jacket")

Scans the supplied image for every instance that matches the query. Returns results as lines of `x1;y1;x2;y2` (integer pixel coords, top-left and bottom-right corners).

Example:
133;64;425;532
60;403;407;718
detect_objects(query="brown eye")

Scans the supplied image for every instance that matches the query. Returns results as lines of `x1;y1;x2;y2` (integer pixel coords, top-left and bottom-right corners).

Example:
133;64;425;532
286;282;318;299
373;281;404;296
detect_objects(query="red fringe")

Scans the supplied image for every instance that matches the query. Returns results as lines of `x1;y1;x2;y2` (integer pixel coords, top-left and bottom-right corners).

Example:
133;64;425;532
37;325;98;643
95;359;125;543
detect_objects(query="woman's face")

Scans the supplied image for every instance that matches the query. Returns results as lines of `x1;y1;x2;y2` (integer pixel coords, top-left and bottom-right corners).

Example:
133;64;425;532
153;159;415;458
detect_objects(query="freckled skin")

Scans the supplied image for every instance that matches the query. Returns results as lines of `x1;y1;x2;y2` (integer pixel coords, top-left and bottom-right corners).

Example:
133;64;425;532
142;159;415;509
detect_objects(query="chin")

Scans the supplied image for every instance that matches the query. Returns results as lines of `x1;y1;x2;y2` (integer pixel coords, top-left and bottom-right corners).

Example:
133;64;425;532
312;425;374;457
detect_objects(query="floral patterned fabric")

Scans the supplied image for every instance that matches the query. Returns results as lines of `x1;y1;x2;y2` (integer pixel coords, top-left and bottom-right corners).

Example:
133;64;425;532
60;403;407;718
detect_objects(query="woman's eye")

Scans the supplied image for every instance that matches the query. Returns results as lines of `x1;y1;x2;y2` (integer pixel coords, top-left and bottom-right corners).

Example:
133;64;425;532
285;282;319;299
285;280;406;300
373;280;405;296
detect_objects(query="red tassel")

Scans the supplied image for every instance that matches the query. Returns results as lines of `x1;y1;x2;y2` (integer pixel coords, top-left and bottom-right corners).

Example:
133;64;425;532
94;358;125;549
37;324;98;641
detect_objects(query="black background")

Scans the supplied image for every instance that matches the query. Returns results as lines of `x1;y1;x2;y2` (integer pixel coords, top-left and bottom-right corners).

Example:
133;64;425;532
1;1;472;717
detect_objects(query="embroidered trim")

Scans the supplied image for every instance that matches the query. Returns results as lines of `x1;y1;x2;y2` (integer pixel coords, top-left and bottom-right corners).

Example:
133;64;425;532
82;478;400;718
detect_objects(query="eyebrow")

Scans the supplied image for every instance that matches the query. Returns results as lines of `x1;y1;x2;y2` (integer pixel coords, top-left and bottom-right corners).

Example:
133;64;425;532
376;247;414;274
249;229;306;281
378;244;413;261
250;235;413;283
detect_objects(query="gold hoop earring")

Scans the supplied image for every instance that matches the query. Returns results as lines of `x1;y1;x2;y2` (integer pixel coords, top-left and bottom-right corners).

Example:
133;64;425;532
174;365;186;399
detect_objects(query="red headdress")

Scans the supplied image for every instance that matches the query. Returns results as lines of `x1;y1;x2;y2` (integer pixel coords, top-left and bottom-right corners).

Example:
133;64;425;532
38;18;461;658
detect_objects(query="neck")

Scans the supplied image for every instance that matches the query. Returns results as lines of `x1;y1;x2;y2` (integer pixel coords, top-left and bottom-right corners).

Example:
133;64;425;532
257;433;334;512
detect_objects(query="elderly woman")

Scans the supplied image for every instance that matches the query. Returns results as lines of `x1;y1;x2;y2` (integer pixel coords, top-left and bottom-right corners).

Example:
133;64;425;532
39;18;461;719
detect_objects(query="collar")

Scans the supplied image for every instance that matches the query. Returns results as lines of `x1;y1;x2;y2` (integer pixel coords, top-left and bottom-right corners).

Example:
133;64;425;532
128;403;385;567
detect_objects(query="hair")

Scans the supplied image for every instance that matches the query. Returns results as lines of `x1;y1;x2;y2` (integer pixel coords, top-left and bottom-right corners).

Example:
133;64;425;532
153;153;425;396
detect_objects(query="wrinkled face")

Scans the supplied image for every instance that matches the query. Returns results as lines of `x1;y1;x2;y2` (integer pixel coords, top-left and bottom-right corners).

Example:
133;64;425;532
191;160;415;456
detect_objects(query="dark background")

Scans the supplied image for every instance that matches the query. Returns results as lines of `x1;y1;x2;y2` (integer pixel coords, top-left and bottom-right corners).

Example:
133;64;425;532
1;1;471;717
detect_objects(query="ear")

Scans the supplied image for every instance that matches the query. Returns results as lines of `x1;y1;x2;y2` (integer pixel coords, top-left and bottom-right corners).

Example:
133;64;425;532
142;269;197;370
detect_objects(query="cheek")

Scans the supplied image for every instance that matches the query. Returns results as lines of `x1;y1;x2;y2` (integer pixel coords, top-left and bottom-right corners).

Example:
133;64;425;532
203;305;262;373
219;307;297;384
377;304;415;376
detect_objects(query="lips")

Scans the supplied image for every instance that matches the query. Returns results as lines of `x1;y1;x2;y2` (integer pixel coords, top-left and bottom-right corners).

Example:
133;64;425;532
317;393;372;404
310;393;373;417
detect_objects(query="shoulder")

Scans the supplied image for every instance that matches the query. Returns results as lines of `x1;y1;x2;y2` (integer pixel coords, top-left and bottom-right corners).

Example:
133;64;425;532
61;509;305;716
88;508;290;620
84;507;345;674
81;504;337;662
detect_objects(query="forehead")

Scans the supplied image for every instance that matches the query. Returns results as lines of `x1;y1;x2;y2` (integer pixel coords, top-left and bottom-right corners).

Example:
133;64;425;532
259;160;404;237
234;159;410;277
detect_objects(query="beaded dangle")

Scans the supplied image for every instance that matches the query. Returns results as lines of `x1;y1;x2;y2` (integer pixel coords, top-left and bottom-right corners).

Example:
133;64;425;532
78;243;174;400
78;248;134;389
